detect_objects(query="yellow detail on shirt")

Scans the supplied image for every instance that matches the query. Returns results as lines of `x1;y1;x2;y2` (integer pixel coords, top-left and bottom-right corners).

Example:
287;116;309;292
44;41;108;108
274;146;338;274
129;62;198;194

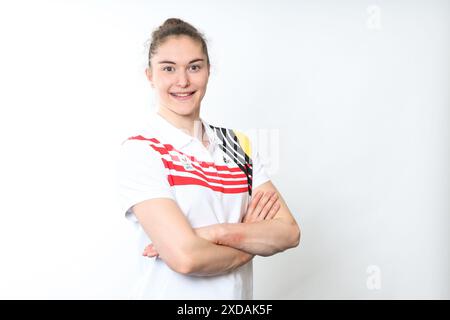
233;130;252;158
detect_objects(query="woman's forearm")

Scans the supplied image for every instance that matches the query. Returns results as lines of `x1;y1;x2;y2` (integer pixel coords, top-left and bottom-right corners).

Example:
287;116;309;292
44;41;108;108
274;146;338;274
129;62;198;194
215;219;300;257
183;236;254;277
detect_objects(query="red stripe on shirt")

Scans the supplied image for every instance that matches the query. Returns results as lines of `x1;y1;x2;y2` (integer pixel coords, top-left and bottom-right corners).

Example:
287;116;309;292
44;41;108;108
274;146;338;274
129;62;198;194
167;175;249;194
166;156;247;179
160;158;247;186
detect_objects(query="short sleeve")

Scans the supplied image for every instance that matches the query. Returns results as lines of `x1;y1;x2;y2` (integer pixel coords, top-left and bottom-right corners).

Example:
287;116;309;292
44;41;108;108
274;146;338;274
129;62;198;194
251;141;271;190
116;138;175;223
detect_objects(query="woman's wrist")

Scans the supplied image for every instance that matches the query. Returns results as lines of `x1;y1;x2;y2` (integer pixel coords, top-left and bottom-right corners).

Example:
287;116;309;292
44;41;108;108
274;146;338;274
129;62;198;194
213;223;227;245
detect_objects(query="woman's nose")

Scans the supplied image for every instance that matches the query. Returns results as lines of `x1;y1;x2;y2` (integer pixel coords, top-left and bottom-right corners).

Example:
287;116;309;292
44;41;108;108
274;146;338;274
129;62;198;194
176;71;190;87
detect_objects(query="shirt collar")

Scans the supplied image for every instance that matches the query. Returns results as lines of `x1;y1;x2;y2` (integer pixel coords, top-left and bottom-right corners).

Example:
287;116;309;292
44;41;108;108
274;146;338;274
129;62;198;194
144;111;219;150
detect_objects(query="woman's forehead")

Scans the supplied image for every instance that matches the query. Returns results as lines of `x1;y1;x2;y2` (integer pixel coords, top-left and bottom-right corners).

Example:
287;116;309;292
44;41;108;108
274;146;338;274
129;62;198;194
155;36;204;61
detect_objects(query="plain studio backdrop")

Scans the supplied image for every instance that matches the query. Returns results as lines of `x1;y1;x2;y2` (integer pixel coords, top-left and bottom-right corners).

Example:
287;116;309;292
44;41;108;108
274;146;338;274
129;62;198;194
0;0;448;299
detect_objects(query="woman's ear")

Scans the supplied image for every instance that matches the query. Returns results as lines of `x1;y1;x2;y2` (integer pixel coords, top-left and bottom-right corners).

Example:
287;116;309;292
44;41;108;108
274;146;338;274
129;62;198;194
145;68;155;87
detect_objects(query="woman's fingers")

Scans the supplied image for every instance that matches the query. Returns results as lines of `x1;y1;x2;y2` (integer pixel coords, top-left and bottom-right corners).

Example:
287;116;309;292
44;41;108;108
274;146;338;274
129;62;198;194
243;191;281;223
242;191;263;223
254;191;274;221
142;243;159;257
265;201;281;220
255;192;279;221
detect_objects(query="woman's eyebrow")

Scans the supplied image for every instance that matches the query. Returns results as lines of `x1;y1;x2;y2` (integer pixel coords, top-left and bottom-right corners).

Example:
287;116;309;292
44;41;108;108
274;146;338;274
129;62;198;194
157;58;204;65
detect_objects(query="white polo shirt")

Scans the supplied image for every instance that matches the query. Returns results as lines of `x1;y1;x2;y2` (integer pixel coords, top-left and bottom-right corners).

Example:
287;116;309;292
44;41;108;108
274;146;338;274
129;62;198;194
116;112;270;300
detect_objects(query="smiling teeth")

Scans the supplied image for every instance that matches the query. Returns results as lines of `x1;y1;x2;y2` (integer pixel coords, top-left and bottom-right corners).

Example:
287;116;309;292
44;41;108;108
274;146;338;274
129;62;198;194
172;92;193;97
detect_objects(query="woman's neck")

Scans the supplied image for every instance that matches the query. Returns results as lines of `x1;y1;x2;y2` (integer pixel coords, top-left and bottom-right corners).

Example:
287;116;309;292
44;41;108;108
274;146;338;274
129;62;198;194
157;106;203;140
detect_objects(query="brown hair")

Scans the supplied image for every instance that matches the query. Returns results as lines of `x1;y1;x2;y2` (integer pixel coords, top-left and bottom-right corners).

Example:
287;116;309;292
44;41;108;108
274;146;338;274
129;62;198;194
148;18;210;69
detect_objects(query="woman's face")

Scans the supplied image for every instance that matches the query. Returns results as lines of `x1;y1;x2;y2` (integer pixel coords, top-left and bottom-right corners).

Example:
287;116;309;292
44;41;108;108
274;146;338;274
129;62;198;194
146;35;210;118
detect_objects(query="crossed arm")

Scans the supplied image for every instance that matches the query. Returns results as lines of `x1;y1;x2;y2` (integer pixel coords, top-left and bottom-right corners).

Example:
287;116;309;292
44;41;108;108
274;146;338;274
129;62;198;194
133;181;300;276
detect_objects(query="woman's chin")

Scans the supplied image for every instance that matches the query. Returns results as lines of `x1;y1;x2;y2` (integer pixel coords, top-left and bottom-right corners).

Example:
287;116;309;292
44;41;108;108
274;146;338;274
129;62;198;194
168;106;200;117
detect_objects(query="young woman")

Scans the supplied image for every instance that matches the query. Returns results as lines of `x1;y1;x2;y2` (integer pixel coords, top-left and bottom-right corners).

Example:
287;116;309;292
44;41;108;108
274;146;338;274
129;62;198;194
117;18;300;299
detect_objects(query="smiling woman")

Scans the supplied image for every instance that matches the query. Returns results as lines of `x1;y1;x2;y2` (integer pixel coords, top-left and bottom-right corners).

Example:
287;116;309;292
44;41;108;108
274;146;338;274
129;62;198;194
116;18;300;300
145;19;210;126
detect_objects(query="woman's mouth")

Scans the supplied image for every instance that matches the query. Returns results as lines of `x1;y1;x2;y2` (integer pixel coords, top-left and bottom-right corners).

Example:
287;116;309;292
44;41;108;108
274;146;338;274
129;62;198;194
170;91;196;101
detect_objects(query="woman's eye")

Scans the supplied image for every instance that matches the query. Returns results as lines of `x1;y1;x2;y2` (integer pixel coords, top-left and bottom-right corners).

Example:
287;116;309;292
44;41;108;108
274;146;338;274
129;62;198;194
162;65;201;72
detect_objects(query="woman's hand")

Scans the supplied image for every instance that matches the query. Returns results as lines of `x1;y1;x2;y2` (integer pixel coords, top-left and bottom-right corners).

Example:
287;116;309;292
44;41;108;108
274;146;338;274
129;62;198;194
241;191;281;223
142;243;159;258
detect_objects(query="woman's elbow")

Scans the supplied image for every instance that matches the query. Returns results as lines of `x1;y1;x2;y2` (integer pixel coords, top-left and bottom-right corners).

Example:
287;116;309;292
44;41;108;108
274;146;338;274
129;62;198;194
175;254;203;276
289;223;301;249
164;251;195;275
174;263;193;275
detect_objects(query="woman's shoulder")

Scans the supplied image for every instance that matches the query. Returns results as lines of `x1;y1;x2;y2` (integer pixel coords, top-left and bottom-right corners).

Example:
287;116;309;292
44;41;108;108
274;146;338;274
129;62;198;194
118;123;161;156
120;118;161;145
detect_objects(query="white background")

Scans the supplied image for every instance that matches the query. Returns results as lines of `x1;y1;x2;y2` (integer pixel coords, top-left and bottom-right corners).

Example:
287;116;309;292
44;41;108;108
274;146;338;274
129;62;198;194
0;0;448;299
